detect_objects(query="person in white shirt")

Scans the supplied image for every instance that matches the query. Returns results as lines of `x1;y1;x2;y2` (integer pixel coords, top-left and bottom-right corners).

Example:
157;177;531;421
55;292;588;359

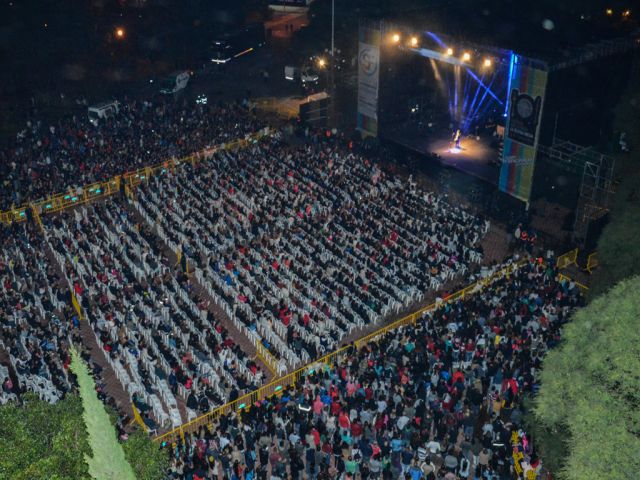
397;415;410;431
426;440;441;455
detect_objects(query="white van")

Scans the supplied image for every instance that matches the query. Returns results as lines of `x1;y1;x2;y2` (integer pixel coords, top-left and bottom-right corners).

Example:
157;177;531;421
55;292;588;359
87;101;120;126
284;66;319;84
160;71;190;95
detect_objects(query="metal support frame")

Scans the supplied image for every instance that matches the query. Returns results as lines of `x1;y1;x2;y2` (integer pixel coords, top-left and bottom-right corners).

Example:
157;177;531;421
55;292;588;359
538;137;615;246
538;139;608;174
572;150;616;246
549;29;640;71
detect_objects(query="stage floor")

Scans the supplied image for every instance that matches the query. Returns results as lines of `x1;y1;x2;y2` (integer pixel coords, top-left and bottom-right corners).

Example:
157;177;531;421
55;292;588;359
383;126;500;186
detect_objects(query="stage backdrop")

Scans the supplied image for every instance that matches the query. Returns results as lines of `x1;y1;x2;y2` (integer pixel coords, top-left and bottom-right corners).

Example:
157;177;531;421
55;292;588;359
499;56;548;203
357;24;381;137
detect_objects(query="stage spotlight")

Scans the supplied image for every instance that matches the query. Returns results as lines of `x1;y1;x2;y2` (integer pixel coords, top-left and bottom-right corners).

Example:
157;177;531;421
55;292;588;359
392;33;401;43
410;36;418;47
483;58;492;67
462;52;471;62
445;47;454;56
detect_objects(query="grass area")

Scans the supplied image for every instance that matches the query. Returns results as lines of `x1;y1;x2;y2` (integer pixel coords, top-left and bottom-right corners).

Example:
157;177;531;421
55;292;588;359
70;349;136;480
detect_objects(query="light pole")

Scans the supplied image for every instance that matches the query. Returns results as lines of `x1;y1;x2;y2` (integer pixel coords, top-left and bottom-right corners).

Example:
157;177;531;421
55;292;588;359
327;0;336;127
331;0;335;59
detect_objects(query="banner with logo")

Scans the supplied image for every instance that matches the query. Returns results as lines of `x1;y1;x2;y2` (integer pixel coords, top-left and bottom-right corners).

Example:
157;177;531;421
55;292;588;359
357;25;381;137
499;56;548;203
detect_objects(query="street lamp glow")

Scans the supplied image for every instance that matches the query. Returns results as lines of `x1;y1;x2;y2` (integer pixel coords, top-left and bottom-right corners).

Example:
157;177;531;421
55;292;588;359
606;8;613;15
318;58;326;68
410;36;418;47
445;47;454;56
392;33;401;43
462;52;471;62
483;58;492;67
115;27;125;39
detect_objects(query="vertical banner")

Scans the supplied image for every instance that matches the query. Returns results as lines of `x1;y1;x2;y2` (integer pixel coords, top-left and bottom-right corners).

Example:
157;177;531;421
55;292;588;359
499;56;548;203
357;24;381;137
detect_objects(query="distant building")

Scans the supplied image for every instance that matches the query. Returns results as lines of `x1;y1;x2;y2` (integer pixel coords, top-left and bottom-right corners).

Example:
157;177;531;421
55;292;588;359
268;0;314;13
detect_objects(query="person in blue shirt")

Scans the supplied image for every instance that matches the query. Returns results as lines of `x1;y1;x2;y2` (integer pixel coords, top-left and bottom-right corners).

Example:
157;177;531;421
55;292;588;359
408;460;423;480
391;436;403;452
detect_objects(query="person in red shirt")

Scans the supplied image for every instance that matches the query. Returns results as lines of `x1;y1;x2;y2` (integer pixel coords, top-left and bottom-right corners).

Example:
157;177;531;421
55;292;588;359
338;410;351;432
311;427;321;447
452;369;465;385
351;420;363;440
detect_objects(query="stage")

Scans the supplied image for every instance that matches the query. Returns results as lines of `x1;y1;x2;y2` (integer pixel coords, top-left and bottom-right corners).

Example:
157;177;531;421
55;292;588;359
383;124;501;186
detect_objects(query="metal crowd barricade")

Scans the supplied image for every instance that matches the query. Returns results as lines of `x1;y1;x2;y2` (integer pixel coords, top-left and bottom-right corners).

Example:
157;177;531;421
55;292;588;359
254;339;279;377
131;403;149;433
558;273;589;293
556;248;579;269
71;292;84;321
585;252;598;274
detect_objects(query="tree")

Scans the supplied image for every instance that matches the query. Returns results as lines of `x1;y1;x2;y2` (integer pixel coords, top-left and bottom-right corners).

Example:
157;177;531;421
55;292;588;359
70;348;137;480
0;351;166;480
0;393;91;480
122;428;170;480
589;88;640;298
534;275;640;479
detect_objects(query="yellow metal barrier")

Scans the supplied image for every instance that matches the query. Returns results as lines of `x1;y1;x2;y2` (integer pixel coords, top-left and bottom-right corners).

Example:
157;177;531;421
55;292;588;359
254;339;279;377
154;258;528;444
131;403;149;433
71;291;84;321
154;343;353;445
556;248;579;269
30;204;44;233
0;132;266;226
558;273;589;293
0;206;28;224
585;252;598;274
354;259;523;349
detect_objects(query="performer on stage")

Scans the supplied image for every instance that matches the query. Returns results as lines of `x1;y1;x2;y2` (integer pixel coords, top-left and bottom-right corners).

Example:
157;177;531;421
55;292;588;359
453;129;462;149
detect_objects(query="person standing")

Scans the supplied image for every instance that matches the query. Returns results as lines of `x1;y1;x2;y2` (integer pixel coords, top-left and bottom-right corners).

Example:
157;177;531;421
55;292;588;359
514;224;522;249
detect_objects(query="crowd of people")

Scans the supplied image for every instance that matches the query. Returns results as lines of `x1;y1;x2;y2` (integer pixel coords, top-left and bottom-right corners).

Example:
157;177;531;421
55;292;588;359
0;221;131;416
165;257;582;480
2;127;486;431
133;133;487;373
0;222;76;405
0;99;262;210
0;96;584;480
46;200;265;429
0;117;491;433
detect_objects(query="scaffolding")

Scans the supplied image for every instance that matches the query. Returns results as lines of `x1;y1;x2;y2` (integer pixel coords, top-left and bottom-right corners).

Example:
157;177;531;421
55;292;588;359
537;139;615;246
538;141;594;174
549;30;640;71
573;151;616;246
